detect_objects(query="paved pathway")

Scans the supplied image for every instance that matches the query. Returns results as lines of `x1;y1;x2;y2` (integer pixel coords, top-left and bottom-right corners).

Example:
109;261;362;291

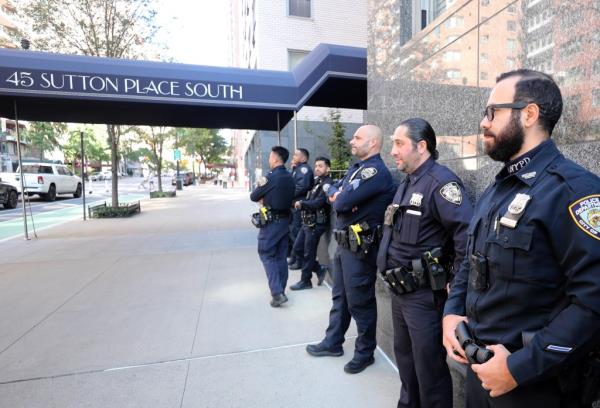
0;185;399;408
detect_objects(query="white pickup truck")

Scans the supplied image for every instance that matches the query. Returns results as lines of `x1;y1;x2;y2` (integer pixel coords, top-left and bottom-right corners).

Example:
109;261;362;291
0;162;82;201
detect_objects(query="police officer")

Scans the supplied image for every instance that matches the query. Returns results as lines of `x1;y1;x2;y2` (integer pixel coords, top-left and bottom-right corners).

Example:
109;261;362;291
377;118;473;408
288;148;314;269
250;146;295;308
306;125;396;374
442;69;600;407
289;156;333;290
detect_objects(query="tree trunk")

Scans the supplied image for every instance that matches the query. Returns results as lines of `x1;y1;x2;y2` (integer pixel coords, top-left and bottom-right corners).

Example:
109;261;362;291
107;124;119;207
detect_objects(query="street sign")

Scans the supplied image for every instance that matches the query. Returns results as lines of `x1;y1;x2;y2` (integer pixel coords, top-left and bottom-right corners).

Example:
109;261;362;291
174;149;181;161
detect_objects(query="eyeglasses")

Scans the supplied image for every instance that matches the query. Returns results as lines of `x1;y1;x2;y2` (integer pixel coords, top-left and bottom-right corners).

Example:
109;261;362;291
482;102;529;121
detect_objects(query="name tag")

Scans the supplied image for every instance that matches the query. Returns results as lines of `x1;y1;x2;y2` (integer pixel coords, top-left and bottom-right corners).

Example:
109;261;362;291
406;209;422;216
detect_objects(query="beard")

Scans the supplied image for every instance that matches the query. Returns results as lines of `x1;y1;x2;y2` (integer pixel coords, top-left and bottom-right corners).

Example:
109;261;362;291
484;111;525;162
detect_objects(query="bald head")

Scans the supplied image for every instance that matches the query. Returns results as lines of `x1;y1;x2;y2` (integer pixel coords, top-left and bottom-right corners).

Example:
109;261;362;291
351;124;384;160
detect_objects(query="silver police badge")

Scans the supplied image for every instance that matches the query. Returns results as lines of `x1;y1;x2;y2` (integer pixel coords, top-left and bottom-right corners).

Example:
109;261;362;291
508;193;531;215
440;182;462;205
409;193;423;207
323;183;331;193
360;167;377;180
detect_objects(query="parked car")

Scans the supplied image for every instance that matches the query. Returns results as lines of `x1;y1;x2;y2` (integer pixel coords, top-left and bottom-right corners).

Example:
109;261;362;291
8;162;82;201
0;179;18;209
171;172;194;186
101;170;112;180
89;171;104;181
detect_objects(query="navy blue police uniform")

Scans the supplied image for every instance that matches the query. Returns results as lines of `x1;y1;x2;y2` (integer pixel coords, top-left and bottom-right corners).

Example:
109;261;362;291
250;165;295;297
444;139;600;407
320;153;396;362
289;162;314;259
377;157;473;408
291;174;334;285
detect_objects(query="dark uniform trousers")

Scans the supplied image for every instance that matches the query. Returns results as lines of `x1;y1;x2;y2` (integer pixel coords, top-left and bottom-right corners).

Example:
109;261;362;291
258;218;290;296
288;208;302;257
466;366;560;408
323;246;377;361
392;289;452;408
292;223;327;282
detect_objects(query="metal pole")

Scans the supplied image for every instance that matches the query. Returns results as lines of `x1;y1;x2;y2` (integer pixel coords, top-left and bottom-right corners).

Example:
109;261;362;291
80;131;86;220
277;112;281;145
14;100;29;240
293;110;298;150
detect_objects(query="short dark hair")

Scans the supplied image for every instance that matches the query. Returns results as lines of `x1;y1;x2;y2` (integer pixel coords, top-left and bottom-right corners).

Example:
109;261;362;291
271;146;289;164
496;69;563;135
399;118;439;160
298;148;309;161
314;156;331;167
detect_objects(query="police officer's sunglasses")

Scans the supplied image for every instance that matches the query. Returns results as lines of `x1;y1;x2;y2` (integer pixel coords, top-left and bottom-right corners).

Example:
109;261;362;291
482;101;529;121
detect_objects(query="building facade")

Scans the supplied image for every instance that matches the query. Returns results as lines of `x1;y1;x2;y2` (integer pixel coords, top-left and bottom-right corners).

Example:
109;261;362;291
229;0;368;185
368;0;599;405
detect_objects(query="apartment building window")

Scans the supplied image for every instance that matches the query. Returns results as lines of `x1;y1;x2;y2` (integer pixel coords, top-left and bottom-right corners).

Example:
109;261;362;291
560;36;582;59
507;58;515;69
446;69;460;79
445;16;464;29
481;34;489;43
445;35;458;45
507;39;516;50
481;0;490;5
593;59;600;76
480;53;488;63
288;49;309;69
444;50;461;62
288;0;311;18
593;89;600;107
507;4;517;13
507;20;516;31
480;72;488;80
565;65;584;84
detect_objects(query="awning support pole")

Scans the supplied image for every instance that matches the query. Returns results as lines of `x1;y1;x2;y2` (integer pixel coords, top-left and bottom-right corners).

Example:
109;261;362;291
277;112;281;145
80;131;86;220
14;100;29;240
293;110;298;150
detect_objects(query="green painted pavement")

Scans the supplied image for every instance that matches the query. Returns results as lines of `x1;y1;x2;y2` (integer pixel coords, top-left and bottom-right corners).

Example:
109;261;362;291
0;194;146;242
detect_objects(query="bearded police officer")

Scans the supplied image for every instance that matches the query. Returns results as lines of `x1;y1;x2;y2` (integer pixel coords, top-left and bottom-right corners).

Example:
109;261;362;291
289;156;333;290
443;69;600;407
377;118;473;408
250;146;295;308
288;148;314;269
306;125;396;374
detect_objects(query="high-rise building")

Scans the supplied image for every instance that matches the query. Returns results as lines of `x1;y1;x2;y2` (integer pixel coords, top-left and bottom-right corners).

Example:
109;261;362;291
229;0;367;186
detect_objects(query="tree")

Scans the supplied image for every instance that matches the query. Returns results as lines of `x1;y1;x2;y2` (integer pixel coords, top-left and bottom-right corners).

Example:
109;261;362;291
134;126;171;192
18;0;159;206
179;128;228;177
326;109;351;170
24;122;67;160
62;128;109;170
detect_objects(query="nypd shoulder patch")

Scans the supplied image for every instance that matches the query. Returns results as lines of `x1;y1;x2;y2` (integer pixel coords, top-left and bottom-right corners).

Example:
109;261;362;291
323;183;331;193
361;167;377;180
301;167;308;174
257;176;268;187
439;182;462;205
568;194;600;241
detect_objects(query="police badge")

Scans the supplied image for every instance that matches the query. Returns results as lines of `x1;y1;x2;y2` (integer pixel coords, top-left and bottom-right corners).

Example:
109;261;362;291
409;193;423;207
568;194;600;241
360;167;377;180
440;182;462;205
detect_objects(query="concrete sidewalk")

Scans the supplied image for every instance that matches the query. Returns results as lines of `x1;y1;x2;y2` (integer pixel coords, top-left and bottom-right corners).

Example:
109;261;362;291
0;185;399;408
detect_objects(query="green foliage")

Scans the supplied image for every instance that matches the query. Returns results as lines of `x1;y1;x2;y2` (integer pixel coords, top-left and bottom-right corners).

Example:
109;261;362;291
23;122;67;160
178;128;228;174
63;128;109;165
133;126;171;192
90;201;140;218
149;190;176;198
327;109;351;170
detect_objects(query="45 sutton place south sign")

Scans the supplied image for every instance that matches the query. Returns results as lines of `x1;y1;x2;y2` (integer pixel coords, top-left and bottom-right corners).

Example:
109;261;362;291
1;69;244;103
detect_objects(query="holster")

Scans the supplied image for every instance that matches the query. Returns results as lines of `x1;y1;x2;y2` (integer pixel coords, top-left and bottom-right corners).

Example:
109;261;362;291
422;247;448;291
469;251;489;291
333;229;350;249
381;266;417;295
301;211;317;227
251;207;273;228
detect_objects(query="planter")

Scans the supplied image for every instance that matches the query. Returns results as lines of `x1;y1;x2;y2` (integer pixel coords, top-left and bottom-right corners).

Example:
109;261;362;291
149;190;176;198
88;201;141;218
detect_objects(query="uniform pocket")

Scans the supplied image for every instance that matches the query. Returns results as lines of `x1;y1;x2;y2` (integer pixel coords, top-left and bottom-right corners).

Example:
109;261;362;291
396;209;421;245
486;225;534;281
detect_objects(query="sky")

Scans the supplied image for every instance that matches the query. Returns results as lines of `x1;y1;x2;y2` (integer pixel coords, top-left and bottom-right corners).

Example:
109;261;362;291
154;0;231;67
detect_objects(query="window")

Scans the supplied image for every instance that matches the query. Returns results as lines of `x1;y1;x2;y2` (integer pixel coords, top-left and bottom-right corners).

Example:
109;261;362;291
507;20;516;31
41;166;53;174
287;49;309;70
560;36;582;59
480;72;488;80
480;53;488;63
288;0;311;18
592;89;600;107
481;0;490;5
507;58;515;69
446;69;460;79
507;4;517;13
445;16;464;29
507;39;516;50
57;166;67;175
593;59;600;76
444;50;461;62
481;34;489;43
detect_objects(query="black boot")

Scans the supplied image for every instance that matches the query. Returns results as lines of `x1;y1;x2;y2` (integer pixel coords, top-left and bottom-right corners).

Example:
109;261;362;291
270;293;288;307
290;280;313;291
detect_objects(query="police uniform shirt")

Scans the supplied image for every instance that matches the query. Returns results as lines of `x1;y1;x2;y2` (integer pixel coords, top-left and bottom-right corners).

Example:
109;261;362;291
444;139;600;386
250;165;295;211
292;162;314;201
381;157;472;272
327;154;396;229
299;175;333;213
